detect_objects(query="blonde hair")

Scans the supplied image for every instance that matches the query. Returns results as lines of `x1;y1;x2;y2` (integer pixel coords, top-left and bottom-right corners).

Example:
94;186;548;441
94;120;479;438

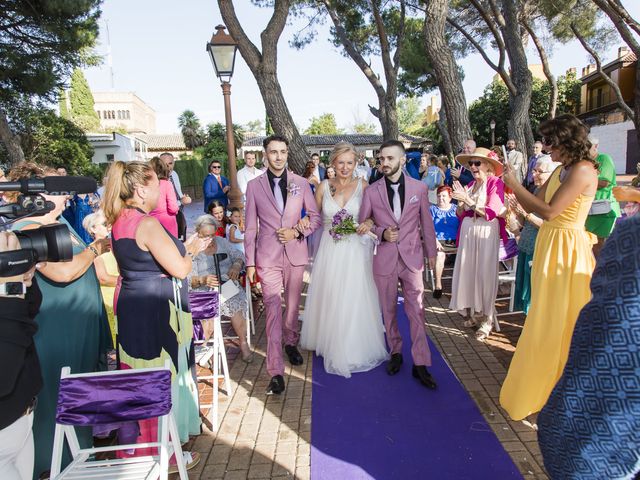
82;210;106;237
102;161;155;225
329;142;357;165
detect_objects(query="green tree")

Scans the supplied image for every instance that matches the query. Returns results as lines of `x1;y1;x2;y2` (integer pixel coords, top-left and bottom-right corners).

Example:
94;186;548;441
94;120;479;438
244;119;264;135
468;74;581;147
69;68;99;131
58;88;70;119
10;106;98;177
178;110;204;150
0;0;102;165
397;96;424;134
349;122;377;134
304;113;343;135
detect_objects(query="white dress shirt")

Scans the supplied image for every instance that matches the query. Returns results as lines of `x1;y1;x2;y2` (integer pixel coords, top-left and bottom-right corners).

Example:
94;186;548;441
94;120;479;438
170;170;184;198
237;166;263;197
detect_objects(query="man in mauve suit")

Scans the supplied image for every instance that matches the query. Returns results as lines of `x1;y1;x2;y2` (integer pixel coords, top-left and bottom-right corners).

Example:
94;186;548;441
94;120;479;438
359;140;439;389
245;135;321;394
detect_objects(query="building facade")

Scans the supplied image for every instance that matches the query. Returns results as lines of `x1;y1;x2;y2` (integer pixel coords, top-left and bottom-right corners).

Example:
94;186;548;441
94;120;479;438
92;91;156;134
86;132;148;164
577;47;638;174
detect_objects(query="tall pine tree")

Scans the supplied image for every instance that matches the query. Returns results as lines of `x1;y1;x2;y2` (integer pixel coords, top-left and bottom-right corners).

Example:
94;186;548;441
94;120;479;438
58;88;70;119
69;68;99;131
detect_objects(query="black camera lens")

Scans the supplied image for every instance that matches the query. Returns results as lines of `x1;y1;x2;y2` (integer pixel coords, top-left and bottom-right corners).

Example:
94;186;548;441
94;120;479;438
15;224;73;263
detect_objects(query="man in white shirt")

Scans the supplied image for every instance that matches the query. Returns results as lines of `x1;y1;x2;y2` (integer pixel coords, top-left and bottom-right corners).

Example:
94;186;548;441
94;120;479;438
237;152;262;202
354;153;371;180
506;139;526;184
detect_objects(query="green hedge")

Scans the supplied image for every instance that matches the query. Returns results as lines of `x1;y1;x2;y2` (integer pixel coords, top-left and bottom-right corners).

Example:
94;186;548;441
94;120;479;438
174;157;209;189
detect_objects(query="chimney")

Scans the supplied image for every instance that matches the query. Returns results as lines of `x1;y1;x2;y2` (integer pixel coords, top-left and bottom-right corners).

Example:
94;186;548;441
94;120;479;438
581;66;588;77
618;46;629;58
567;67;576;76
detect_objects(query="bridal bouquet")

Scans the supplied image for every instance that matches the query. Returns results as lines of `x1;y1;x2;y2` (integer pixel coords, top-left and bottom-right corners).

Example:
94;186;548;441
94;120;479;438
329;209;357;242
329;209;380;254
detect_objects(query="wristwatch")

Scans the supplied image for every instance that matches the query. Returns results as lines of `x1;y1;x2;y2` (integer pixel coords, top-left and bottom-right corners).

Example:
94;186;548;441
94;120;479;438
0;282;27;296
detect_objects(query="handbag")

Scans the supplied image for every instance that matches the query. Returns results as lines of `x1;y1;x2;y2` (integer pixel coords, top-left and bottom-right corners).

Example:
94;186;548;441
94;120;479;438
588;199;612;216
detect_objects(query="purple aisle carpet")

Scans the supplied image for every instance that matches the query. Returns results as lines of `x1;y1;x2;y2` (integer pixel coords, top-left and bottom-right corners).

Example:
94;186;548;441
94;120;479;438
310;299;523;480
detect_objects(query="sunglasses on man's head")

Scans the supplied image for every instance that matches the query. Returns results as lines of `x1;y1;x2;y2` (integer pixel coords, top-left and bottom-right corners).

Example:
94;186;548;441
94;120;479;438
468;160;483;167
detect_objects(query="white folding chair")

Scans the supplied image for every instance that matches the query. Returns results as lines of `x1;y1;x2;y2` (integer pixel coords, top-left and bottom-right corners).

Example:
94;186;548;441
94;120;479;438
50;360;187;480
190;290;232;431
496;258;523;327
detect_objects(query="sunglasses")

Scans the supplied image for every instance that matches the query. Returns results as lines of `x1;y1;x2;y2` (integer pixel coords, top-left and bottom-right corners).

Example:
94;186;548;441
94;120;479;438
468;160;483;167
211;166;221;169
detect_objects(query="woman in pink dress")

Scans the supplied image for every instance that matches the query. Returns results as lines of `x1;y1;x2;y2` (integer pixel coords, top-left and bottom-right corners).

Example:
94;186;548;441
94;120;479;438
149;156;180;237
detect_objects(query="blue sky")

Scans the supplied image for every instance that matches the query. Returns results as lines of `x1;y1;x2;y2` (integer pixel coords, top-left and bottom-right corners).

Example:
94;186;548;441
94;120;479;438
83;0;640;134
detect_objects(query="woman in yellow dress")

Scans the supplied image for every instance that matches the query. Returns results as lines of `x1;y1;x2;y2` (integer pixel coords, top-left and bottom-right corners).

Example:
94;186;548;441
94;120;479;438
83;210;119;347
499;114;598;421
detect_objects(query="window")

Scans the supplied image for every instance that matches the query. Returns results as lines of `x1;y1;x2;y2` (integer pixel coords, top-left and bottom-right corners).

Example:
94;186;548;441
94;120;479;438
596;88;603;108
106;154;115;162
117;110;121;120
97;111;101;119
126;110;130;120
111;110;115;119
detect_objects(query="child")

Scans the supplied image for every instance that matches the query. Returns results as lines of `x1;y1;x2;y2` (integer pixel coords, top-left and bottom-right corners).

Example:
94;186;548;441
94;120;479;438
226;207;245;254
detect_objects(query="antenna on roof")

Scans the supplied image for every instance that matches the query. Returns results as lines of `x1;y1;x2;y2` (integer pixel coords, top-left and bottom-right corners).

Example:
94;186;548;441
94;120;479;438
105;20;115;90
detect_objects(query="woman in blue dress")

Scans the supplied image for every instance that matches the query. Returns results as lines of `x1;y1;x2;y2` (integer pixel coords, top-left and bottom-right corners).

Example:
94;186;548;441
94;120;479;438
429;185;459;298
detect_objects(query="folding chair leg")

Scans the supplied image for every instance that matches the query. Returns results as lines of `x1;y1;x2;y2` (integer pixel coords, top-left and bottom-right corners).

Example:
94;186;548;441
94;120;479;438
169;414;188;480
214;318;232;396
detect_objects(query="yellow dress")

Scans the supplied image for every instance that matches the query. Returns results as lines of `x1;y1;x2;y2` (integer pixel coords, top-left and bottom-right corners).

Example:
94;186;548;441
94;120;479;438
500;168;596;420
99;251;119;346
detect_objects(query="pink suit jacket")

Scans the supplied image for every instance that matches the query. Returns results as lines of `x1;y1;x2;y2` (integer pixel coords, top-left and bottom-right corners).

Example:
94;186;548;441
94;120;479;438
359;175;437;276
244;171;321;268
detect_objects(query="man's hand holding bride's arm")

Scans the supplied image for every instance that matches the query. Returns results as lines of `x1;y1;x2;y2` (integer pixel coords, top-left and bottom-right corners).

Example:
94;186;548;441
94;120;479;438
295;216;311;234
356;218;374;235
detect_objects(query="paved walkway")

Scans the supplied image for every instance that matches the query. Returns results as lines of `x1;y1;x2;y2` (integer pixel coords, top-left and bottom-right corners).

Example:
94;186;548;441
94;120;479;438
179;200;547;479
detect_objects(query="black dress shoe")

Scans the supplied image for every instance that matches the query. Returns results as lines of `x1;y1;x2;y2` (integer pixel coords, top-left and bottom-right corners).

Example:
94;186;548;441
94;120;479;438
433;289;443;299
412;365;437;389
266;375;285;395
386;353;403;375
285;345;304;366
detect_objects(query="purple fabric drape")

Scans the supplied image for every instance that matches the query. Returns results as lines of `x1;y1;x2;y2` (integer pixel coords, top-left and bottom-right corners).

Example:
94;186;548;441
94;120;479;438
188;291;219;321
56;369;172;426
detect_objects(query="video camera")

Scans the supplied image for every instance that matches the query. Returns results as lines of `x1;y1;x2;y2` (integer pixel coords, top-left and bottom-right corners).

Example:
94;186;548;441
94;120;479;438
0;175;97;276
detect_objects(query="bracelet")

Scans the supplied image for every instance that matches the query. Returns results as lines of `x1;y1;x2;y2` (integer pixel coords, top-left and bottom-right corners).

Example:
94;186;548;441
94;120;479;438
87;245;99;257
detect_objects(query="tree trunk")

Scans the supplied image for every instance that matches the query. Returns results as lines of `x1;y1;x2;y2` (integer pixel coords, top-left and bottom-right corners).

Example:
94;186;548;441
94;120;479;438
218;0;308;173
0;108;25;166
522;19;557;118
437;107;453;155
501;0;534;155
423;0;472;153
255;72;308;172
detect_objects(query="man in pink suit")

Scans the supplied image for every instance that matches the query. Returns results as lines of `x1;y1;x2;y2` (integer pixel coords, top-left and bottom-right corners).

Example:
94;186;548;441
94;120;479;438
245;135;321;394
359;140;439;389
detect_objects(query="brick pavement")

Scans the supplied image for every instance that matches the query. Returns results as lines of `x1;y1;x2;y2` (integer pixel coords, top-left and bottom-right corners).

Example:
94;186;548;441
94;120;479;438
180;283;549;480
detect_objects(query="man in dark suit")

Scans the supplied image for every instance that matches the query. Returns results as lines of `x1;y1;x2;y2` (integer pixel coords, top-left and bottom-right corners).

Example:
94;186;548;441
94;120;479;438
448;139;475;187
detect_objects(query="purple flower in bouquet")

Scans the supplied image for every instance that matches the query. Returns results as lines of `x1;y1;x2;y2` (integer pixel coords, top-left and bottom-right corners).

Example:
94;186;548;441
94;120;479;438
329;208;358;242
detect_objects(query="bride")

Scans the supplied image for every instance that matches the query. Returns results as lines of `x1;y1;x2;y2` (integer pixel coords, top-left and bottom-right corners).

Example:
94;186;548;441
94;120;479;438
300;142;388;377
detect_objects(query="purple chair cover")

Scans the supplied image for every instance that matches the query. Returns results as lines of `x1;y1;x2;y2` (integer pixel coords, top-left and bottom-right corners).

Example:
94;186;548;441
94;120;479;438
56;369;172;426
499;237;519;261
188;291;219;321
189;291;219;340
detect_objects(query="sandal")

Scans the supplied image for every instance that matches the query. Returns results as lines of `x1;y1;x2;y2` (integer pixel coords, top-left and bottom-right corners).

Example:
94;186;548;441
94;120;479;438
463;318;477;328
168;451;201;474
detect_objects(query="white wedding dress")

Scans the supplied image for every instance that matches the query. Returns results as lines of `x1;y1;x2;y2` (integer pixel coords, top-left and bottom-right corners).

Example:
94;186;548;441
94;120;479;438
301;180;388;377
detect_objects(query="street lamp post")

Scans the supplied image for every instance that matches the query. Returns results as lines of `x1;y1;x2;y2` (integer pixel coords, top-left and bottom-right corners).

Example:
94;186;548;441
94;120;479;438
206;24;242;209
490;119;496;146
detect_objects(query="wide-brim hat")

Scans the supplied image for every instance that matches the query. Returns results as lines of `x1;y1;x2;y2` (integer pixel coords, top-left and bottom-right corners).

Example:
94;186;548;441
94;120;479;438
456;147;503;176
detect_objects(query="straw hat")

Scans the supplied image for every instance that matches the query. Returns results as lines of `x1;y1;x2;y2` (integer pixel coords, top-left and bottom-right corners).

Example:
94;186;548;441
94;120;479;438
456;147;503;176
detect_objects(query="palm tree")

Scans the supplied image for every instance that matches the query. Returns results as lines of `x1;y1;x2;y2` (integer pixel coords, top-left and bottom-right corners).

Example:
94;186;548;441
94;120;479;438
178;110;204;149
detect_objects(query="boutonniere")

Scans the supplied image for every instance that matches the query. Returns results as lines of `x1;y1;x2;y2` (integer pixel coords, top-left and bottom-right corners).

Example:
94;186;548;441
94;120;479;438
288;182;301;197
409;195;419;204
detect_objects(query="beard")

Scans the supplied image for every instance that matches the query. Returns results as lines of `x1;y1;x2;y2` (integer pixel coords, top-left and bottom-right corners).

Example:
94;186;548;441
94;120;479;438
383;162;402;178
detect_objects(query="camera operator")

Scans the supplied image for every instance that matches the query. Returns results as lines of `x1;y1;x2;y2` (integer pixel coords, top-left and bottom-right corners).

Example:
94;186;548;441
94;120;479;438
0;232;41;479
6;163;111;478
